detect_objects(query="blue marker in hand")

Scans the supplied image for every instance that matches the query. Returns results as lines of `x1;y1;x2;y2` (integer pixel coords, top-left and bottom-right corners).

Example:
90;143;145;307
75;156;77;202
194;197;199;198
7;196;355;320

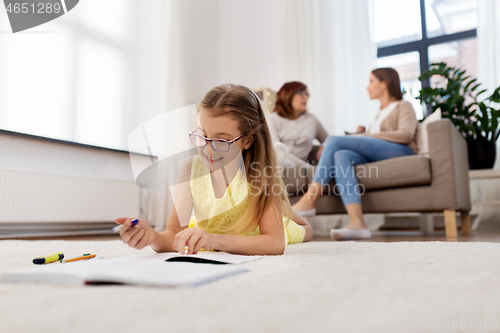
112;219;139;233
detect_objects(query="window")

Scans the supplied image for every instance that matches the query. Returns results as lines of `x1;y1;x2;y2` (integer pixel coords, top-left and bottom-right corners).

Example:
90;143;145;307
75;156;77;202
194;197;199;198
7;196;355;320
374;0;478;119
0;0;134;150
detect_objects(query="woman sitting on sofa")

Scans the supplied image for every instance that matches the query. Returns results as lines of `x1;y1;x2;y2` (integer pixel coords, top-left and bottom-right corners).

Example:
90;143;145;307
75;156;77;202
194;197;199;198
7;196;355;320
267;81;329;169
292;68;418;240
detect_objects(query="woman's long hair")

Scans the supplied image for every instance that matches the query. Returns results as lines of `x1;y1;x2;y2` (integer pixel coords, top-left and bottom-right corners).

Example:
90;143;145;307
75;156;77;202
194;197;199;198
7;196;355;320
199;84;291;234
274;81;308;119
371;68;403;100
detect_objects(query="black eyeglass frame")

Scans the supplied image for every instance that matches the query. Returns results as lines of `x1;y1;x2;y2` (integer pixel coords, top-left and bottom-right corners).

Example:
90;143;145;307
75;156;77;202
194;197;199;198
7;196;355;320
189;128;245;153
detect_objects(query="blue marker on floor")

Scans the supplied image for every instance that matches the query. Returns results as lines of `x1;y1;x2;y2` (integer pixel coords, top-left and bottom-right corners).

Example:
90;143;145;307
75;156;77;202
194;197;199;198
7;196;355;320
112;219;139;233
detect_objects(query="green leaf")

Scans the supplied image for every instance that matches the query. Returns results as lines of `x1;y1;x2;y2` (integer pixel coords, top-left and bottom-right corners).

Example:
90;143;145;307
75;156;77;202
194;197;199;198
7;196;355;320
488;86;500;103
471;83;482;92
464;78;478;91
456;70;467;79
476;89;488;98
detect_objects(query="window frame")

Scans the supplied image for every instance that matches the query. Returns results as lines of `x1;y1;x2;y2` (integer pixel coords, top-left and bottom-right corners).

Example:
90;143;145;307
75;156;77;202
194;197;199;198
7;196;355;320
376;0;477;117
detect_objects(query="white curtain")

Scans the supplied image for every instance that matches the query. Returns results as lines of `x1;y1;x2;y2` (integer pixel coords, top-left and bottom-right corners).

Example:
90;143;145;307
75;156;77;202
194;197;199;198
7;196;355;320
283;0;377;135
133;0;192;231
475;0;500;228
478;0;500;104
478;0;500;170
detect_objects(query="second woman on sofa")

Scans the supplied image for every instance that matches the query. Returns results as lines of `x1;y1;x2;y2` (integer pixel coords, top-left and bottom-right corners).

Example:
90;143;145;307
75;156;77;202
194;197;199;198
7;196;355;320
292;68;418;240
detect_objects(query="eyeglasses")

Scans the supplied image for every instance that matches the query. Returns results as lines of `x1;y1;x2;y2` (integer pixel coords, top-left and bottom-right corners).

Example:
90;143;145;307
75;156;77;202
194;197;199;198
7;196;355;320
296;90;310;97
189;128;245;153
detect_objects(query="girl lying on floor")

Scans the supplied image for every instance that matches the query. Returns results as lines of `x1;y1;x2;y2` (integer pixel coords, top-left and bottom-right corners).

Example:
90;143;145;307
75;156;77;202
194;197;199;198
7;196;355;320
116;84;313;255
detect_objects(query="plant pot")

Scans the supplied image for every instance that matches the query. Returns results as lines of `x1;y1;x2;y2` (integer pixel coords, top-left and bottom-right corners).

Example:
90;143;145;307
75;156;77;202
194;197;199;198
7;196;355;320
467;139;497;170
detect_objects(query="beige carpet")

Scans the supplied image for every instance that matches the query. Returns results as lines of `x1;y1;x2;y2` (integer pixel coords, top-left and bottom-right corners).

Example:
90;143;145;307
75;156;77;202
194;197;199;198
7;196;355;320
1;239;499;333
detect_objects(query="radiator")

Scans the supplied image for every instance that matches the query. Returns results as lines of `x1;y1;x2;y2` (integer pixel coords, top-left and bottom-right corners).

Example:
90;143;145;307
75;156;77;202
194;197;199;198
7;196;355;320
0;169;140;238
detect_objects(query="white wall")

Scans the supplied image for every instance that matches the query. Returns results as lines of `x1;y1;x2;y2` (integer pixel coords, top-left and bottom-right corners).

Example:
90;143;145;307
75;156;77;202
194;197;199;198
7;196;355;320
217;0;286;91
132;0;220;127
132;0;287;121
183;0;221;105
131;0;167;131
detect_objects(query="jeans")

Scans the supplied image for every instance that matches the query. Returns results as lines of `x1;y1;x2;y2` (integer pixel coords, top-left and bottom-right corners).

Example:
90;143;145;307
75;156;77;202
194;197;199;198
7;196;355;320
312;135;414;206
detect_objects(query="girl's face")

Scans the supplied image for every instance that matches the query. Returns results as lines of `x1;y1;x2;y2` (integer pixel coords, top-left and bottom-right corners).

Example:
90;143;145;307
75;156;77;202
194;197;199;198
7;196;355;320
196;108;253;170
291;89;309;115
367;73;387;100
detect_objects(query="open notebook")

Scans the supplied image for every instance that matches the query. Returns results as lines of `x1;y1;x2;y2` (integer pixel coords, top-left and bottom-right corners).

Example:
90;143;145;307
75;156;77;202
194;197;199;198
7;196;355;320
1;253;262;287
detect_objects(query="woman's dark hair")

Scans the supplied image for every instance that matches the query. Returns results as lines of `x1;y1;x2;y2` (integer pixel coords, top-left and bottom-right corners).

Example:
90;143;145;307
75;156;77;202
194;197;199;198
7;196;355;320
371;68;403;100
274;81;307;119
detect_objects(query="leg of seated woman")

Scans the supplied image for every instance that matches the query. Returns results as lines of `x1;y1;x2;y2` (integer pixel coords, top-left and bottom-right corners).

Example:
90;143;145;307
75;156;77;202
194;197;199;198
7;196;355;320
332;149;368;230
324;135;414;161
292;136;345;212
293;136;366;211
292;135;413;212
331;149;368;207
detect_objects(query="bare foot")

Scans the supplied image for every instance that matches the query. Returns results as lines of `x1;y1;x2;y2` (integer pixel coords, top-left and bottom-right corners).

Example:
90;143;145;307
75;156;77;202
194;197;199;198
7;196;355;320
344;218;368;230
344;223;368;230
292;197;315;212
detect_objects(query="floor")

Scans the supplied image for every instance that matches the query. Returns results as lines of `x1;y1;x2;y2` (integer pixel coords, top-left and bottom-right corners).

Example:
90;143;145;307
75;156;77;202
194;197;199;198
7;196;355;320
2;236;500;333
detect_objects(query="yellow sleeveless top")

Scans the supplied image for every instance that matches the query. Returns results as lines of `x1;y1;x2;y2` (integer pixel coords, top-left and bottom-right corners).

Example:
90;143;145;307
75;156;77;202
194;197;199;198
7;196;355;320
188;156;305;245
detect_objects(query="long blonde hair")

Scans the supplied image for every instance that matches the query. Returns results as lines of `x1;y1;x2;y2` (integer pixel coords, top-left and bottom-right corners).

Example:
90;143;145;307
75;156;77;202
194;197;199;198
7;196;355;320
199;84;291;234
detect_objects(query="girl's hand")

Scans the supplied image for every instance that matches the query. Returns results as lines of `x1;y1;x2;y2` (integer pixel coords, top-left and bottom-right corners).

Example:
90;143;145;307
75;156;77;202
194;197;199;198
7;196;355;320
173;228;214;255
357;125;366;133
115;217;157;250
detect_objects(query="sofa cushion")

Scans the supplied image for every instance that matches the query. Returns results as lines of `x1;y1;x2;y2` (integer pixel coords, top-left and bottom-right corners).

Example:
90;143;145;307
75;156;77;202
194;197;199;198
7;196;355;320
284;155;432;195
416;108;441;155
355;155;432;191
282;165;312;195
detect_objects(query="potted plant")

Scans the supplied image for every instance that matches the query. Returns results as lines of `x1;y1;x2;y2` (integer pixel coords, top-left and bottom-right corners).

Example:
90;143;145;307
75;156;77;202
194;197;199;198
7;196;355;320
417;62;500;169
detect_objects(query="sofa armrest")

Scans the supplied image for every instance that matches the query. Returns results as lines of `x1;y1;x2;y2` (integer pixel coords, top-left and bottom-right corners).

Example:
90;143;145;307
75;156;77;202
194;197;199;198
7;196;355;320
307;145;321;165
427;119;471;212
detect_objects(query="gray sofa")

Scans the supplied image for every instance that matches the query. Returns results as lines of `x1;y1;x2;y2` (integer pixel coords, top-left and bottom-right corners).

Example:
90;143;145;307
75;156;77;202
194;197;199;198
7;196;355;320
285;119;471;238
